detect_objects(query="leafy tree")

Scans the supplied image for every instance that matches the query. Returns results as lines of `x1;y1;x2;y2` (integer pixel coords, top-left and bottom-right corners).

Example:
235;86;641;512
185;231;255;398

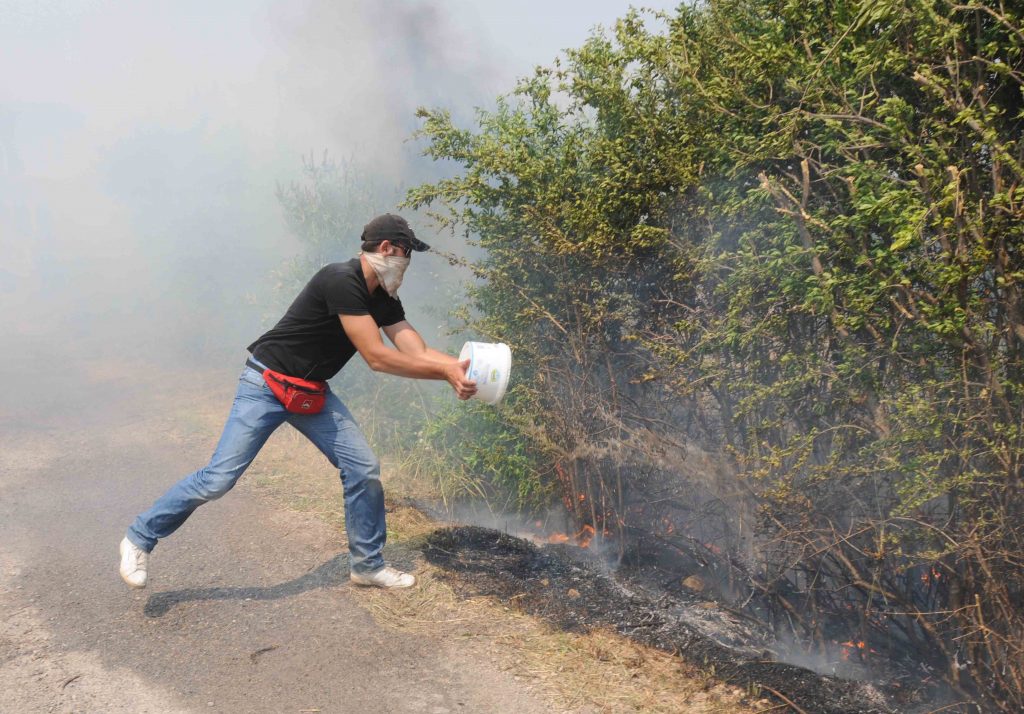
409;1;1024;707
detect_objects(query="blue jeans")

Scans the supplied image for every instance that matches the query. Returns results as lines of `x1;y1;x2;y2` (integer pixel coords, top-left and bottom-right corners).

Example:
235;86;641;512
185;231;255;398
127;360;386;574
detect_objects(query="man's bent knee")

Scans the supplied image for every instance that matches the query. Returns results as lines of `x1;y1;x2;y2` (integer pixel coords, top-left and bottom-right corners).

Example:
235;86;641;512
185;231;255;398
340;457;381;486
193;466;241;500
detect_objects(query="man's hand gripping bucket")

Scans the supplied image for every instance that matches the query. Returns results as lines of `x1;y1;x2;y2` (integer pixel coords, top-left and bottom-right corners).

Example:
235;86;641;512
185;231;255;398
459;342;512;405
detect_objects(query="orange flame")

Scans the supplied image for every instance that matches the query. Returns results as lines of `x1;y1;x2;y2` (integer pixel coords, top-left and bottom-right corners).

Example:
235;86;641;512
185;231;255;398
576;524;596;548
839;640;868;660
543;524;598;548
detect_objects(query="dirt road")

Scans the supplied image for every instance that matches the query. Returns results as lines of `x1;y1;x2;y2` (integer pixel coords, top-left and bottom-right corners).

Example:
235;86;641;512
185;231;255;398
0;365;553;714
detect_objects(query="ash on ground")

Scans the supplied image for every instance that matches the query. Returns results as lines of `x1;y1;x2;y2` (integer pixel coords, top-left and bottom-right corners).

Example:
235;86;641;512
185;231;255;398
424;525;893;714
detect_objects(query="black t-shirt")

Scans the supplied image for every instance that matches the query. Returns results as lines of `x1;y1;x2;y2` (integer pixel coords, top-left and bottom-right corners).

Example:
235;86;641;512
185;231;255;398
247;258;405;381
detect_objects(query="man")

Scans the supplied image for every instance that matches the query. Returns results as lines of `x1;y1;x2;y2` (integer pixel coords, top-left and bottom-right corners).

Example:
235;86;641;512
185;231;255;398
119;214;476;590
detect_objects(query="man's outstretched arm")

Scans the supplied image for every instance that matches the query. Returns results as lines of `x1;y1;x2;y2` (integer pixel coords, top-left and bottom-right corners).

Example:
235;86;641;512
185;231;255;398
382;320;458;365
339;315;476;399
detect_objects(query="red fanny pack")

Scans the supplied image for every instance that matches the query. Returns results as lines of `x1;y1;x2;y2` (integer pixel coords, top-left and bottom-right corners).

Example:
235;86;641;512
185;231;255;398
250;361;327;414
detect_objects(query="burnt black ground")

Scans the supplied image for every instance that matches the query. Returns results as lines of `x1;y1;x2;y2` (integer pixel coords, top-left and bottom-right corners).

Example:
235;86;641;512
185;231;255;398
423;526;894;714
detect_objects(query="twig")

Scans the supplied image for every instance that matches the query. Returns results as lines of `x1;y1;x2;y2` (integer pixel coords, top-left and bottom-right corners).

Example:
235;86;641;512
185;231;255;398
921;703;974;714
59;674;82;690
249;645;279;662
760;685;809;714
751;703;789;714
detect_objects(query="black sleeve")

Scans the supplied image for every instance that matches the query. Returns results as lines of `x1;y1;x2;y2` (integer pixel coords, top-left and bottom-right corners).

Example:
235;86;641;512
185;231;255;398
379;297;406;327
325;271;370;315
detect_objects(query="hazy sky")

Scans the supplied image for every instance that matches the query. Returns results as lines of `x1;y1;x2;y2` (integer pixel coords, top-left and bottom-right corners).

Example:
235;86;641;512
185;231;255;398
1;0;679;380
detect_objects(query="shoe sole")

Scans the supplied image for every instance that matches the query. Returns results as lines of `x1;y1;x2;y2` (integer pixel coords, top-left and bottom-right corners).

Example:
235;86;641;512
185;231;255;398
121;574;147;589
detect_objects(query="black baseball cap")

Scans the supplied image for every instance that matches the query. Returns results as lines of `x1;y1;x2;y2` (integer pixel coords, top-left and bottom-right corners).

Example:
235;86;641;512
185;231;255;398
361;214;430;252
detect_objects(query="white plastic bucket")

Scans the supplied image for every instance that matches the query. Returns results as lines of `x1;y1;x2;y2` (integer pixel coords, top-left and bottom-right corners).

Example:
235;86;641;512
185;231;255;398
459;341;512;405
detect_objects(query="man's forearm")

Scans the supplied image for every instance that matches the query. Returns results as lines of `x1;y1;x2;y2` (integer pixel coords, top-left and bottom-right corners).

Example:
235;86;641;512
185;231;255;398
387;324;458;366
423;347;459;365
364;345;449;380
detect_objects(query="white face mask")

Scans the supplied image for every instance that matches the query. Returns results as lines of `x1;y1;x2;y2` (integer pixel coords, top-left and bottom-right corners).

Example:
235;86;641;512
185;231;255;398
361;250;410;297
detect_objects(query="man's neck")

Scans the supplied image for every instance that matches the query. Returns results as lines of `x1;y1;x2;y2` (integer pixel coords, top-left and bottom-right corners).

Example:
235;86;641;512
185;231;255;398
359;253;380;293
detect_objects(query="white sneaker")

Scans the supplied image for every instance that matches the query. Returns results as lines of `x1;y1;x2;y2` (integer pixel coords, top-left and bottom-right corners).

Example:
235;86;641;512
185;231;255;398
350;566;416;589
119;537;149;589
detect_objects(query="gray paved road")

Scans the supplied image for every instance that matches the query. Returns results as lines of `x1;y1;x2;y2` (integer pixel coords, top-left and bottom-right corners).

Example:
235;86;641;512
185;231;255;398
0;367;550;713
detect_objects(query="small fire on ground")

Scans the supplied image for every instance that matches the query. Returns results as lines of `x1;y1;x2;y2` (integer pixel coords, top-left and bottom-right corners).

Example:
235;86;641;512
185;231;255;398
837;639;882;662
540;523;596;548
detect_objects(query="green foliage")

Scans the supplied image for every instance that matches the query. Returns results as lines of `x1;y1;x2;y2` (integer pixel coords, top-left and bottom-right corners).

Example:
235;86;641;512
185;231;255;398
412;396;557;511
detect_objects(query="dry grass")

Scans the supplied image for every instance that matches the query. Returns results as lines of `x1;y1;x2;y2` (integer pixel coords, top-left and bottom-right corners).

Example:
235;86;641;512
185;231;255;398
155;377;768;714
